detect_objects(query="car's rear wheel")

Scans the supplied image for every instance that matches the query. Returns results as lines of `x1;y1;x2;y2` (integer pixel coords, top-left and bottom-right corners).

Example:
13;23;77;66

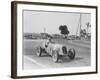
36;47;42;57
68;48;75;59
52;51;59;62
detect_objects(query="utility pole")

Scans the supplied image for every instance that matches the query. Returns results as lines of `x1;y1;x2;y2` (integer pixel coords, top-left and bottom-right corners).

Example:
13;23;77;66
79;13;82;37
44;27;46;33
44;27;46;38
76;13;82;37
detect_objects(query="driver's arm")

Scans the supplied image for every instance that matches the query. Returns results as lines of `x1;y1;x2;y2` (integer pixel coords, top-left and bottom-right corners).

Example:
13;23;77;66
45;40;49;47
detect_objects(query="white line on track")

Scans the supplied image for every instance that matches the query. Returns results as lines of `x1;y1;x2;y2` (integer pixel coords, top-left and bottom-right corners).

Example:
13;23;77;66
24;55;47;68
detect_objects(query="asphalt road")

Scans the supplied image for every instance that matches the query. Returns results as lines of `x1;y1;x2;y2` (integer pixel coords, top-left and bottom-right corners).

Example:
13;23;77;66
23;39;91;70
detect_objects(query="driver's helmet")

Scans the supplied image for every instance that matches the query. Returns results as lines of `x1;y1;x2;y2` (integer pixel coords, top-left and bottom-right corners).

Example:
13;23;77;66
48;37;52;42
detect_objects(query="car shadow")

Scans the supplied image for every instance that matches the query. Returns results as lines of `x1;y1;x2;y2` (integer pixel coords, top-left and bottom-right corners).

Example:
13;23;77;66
74;57;84;60
58;56;84;63
40;53;51;57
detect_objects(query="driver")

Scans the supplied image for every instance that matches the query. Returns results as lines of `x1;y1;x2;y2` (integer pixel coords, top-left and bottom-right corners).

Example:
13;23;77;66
45;37;53;47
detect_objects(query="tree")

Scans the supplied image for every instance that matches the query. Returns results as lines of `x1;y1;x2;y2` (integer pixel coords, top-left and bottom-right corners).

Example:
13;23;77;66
59;25;70;38
86;22;91;28
80;29;86;38
86;22;91;40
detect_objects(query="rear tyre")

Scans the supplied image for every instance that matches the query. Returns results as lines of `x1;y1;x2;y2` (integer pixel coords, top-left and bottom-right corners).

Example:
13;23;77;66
52;51;59;62
68;48;75;59
36;47;42;57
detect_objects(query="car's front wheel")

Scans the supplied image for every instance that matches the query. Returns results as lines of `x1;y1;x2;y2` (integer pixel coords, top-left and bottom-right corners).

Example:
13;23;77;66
68;48;75;59
52;51;59;62
36;47;42;57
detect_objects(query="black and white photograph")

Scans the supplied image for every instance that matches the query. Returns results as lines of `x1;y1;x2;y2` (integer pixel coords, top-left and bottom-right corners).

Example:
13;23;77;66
23;10;91;69
11;1;97;78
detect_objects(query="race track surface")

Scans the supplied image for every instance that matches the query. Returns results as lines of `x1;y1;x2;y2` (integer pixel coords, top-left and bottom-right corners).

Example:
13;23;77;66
23;39;91;70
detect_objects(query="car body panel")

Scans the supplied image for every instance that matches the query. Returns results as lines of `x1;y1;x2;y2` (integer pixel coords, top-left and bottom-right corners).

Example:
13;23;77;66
39;39;68;56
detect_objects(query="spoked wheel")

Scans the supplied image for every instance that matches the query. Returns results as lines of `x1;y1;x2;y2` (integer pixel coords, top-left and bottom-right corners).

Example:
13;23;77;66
52;51;59;62
36;47;42;57
68;48;75;59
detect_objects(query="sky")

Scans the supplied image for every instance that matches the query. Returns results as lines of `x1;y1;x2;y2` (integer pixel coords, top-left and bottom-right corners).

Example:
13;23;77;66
23;10;91;35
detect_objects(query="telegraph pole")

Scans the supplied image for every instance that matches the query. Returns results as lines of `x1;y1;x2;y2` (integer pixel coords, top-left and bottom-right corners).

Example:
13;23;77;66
76;13;82;37
44;27;46;33
44;27;46;39
79;13;82;37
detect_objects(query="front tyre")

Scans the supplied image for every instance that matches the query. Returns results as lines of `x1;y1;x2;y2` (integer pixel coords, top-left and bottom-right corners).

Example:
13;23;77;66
52;51;59;62
36;47;42;57
68;48;75;59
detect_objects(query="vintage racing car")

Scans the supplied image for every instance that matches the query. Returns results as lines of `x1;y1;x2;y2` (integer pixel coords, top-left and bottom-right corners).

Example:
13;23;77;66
36;39;75;62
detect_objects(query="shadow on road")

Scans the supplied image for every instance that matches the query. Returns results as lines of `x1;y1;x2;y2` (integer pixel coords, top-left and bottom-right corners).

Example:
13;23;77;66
40;53;51;57
74;57;84;60
57;56;84;63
